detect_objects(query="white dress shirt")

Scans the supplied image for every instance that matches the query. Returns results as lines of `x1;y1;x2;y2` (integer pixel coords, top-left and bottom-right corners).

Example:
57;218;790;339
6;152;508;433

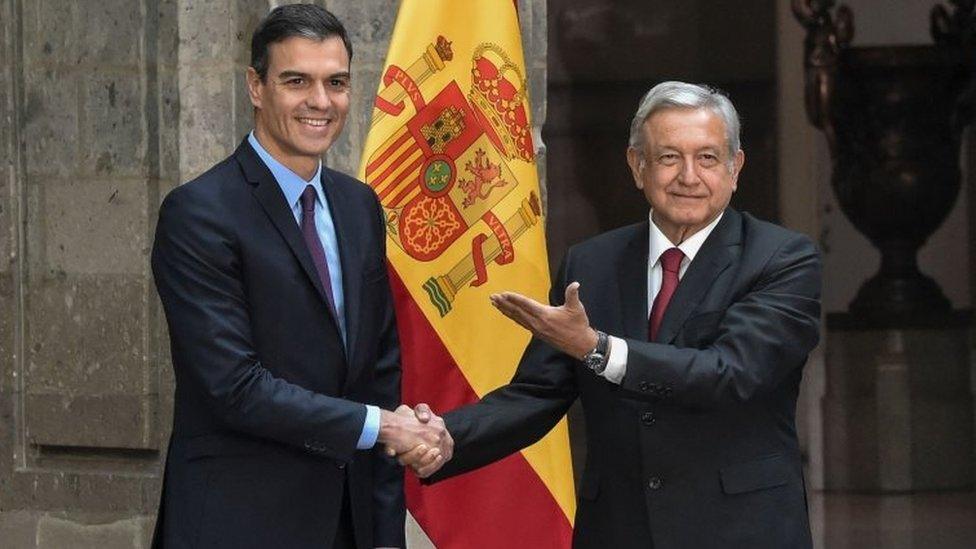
601;211;725;384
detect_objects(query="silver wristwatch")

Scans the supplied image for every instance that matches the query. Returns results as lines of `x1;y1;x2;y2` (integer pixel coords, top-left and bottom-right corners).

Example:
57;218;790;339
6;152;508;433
582;330;611;375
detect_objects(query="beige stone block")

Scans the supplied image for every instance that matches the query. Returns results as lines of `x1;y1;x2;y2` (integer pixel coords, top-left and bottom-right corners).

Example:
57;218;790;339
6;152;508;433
155;0;180;66
529;65;547;123
25;274;148;394
0;114;11;275
37;515;148;549
79;74;147;177
21;0;76;66
140;513;157;548
178;69;236;180
5;470;156;513
26;393;156;450
178;0;235;62
233;0;268;66
328;2;396;70
157;69;181;182
0;391;14;463
38;179;148;275
22;68;79;177
74;0;144;68
0;511;39;549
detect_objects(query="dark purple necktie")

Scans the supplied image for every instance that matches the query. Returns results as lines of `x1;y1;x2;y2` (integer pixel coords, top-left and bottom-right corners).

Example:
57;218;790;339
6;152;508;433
649;247;685;341
300;185;338;319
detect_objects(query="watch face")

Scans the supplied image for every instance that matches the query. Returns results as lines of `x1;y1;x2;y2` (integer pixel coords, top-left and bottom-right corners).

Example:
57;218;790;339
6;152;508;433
585;353;604;370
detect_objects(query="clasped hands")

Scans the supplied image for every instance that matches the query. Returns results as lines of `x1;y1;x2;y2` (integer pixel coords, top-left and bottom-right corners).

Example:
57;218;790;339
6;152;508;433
376;283;592;478
378;403;453;478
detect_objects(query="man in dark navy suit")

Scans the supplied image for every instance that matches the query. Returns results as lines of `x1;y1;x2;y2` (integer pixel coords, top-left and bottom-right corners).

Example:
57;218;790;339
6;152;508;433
150;5;449;548
401;81;821;548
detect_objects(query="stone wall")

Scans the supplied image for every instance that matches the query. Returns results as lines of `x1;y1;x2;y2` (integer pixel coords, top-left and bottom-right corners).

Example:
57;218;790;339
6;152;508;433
0;0;176;545
0;1;547;547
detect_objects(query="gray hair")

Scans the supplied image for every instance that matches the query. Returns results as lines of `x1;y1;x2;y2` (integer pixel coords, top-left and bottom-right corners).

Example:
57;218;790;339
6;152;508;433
628;81;741;164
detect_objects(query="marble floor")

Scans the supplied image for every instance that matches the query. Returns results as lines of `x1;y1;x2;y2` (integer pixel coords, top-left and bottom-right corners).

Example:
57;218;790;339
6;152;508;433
808;491;976;549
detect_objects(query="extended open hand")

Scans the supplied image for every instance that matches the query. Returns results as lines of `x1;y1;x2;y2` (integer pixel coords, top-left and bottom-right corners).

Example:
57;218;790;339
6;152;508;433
490;282;598;359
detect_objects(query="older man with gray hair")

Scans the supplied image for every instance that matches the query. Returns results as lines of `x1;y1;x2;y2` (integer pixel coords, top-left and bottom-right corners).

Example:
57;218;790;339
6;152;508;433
401;81;821;548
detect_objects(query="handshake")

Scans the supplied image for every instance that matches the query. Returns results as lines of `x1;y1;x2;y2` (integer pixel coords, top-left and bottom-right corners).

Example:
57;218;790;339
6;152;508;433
377;403;453;478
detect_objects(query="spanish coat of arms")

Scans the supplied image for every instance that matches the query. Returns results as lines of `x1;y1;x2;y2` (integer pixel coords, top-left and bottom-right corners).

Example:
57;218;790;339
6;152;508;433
365;37;541;316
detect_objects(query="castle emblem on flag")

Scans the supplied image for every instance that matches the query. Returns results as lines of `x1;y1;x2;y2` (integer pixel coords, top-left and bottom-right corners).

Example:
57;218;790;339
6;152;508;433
365;37;540;316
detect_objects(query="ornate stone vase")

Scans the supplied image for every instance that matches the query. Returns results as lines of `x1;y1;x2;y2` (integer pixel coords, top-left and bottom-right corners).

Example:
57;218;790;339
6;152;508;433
794;0;976;323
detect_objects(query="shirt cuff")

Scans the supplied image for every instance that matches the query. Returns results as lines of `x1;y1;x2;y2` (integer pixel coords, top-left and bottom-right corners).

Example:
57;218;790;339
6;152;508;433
602;335;629;384
357;404;381;449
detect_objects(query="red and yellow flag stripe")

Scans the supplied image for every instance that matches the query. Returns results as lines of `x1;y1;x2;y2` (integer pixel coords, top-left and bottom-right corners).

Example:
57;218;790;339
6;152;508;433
360;1;574;547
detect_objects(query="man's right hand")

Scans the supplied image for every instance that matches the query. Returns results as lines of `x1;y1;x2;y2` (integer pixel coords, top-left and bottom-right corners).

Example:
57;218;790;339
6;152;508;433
377;404;453;477
378;403;453;478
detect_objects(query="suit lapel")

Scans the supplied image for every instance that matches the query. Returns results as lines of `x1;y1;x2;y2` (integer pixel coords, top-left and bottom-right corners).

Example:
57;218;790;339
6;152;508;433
656;209;742;344
616;221;651;340
235;141;342;335
320;168;363;382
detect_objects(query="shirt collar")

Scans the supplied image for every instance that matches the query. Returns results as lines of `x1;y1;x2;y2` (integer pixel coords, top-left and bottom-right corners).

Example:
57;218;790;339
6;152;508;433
648;210;724;268
248;131;325;209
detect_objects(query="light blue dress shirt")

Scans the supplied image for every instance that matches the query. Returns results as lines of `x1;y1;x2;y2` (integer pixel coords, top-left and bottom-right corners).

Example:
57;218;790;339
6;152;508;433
248;132;380;450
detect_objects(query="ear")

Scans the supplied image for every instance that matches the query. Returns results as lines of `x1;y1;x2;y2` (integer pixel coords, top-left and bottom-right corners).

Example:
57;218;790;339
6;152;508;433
730;149;745;192
626;147;644;190
246;67;264;110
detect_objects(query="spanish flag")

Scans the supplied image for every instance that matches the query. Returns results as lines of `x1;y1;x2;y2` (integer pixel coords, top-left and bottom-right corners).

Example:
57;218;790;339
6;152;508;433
359;1;574;547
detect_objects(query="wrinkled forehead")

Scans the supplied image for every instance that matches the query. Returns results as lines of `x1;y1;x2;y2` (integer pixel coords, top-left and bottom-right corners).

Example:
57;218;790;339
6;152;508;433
643;107;729;149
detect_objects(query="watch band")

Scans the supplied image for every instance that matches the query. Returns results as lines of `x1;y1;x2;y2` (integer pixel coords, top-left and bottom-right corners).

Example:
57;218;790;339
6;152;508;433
584;330;610;374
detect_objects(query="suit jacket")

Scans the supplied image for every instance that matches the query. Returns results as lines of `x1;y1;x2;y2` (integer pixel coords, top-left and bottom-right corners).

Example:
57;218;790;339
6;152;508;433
429;208;821;549
150;139;403;549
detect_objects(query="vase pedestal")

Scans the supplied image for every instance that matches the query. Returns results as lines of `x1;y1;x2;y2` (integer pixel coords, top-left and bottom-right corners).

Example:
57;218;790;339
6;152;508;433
823;312;974;492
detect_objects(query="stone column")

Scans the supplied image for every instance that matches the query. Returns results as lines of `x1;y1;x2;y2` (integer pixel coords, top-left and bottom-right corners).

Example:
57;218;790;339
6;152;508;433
0;0;177;546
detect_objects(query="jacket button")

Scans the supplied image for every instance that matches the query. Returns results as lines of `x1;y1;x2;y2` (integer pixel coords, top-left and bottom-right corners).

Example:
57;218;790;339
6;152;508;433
337;463;346;470
641;411;656;426
648;476;663;490
639;381;650;392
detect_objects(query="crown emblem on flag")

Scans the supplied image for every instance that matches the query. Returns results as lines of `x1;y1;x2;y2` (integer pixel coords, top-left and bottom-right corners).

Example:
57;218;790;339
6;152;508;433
468;43;534;162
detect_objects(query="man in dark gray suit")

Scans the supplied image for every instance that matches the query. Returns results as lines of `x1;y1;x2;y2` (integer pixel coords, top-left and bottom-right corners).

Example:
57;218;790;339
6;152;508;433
151;5;449;548
399;81;821;548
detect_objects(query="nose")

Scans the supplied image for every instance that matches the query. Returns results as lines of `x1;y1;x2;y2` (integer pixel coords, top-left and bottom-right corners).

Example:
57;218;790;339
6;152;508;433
677;156;698;185
306;82;332;111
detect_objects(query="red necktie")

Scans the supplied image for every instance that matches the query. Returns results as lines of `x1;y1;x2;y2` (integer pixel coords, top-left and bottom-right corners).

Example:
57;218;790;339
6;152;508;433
648;247;685;341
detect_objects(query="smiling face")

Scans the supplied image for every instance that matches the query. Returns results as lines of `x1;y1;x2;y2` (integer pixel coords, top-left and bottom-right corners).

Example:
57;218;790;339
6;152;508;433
626;107;744;244
246;35;350;179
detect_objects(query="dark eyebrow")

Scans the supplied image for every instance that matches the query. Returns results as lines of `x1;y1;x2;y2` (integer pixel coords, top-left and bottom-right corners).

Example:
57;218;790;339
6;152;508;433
276;70;310;80
275;70;351;81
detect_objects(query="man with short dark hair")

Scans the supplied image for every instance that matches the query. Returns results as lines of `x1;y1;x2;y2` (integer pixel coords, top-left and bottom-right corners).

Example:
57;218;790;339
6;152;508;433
401;81;821;548
151;5;449;548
